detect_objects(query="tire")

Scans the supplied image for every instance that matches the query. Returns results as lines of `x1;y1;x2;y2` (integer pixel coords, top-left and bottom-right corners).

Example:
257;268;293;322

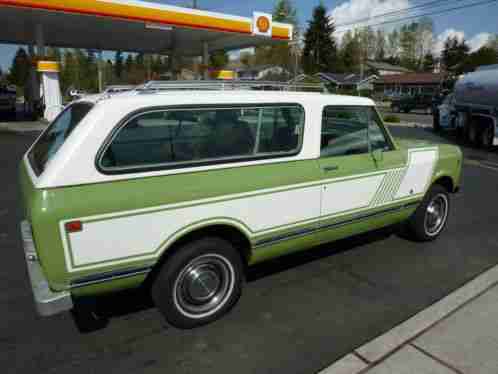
151;237;244;329
405;184;450;242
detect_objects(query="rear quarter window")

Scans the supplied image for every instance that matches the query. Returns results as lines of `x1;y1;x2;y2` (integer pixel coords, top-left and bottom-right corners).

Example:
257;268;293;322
29;102;93;175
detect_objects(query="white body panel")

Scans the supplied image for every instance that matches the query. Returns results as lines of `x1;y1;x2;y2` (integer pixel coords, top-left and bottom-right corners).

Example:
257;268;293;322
321;175;384;217
395;149;438;199
65;184;322;270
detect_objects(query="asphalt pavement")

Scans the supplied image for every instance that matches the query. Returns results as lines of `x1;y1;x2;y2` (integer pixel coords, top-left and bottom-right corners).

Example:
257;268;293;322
1;125;498;374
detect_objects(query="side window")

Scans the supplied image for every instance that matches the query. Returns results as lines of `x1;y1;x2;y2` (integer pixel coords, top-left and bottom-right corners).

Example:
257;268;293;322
100;105;304;171
321;106;369;158
368;108;392;152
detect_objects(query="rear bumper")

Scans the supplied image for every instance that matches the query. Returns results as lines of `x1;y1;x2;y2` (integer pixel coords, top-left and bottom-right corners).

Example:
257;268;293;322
21;220;73;316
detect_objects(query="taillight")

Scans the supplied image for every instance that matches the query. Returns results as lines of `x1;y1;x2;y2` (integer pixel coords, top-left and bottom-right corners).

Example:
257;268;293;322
65;221;83;233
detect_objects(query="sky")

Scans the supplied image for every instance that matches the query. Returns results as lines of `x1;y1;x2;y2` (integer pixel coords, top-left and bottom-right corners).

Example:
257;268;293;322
1;0;498;71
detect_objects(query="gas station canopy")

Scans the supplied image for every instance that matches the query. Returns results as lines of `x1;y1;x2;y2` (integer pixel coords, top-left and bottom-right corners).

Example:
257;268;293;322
0;0;294;55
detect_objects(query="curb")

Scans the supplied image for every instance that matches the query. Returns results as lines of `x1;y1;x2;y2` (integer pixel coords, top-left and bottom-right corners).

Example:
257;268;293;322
319;262;498;373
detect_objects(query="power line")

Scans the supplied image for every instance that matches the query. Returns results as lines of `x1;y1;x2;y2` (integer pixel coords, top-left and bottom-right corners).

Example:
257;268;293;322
335;0;498;33
335;0;462;28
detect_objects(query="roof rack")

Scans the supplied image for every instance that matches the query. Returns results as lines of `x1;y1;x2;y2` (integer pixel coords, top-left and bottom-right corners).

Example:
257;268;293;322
136;80;328;93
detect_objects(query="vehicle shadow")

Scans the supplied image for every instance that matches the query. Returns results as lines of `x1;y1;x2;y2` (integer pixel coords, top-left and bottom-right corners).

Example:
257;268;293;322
73;226;398;333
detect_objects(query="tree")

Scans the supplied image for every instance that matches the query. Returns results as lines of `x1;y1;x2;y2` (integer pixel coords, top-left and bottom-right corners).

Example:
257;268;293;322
357;26;376;61
375;29;386;61
124;53;134;77
399;23;418;70
464;46;498;72
442;36;470;75
302;4;339;74
422;52;436;72
114;51;124;79
416;18;434;68
387;29;400;60
60;49;78;95
340;30;361;71
210;50;229;69
7;47;30;88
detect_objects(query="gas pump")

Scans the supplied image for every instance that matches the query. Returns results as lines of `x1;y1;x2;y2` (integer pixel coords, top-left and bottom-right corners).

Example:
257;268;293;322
37;60;63;122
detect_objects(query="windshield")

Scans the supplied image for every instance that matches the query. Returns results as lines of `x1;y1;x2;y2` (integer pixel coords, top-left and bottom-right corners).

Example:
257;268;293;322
28;102;93;175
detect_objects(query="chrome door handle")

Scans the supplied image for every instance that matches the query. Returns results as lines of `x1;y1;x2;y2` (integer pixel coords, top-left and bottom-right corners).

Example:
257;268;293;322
323;165;339;172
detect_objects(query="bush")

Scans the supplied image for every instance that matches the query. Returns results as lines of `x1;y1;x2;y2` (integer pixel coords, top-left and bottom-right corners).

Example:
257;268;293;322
383;115;401;123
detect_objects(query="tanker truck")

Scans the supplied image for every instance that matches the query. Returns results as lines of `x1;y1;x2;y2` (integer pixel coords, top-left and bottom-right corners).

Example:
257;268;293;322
453;64;498;148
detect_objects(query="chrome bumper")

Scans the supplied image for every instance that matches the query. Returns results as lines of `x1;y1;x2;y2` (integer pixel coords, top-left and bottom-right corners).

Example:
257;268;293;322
21;220;73;316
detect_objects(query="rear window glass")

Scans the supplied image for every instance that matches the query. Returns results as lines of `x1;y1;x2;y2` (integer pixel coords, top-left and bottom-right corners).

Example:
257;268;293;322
29;103;93;175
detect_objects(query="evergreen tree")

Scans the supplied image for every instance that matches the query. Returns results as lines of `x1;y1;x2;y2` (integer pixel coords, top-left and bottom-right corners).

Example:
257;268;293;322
422;52;436;72
302;4;338;74
442;36;469;75
8;47;30;87
340;30;361;71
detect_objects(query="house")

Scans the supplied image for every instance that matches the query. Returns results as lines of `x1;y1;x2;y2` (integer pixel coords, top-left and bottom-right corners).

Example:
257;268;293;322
316;73;378;91
365;61;412;76
374;73;444;96
236;65;290;80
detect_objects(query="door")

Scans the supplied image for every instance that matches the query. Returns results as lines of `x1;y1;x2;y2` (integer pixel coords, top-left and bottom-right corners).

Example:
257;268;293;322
318;106;380;222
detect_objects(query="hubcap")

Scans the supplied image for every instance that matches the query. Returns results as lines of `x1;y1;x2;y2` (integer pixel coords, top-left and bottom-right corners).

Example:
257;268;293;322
174;254;233;317
424;194;448;236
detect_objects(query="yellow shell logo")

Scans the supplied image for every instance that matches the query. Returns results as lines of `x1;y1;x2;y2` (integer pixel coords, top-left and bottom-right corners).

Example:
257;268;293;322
256;16;270;33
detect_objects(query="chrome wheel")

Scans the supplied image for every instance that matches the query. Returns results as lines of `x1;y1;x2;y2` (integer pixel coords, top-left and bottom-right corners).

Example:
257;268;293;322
173;254;234;318
424;193;449;236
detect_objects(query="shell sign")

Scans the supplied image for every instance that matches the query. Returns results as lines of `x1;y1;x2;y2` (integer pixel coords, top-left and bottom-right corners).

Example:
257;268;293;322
252;12;272;37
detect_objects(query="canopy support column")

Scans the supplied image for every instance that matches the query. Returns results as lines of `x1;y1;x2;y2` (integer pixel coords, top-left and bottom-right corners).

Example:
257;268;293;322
203;42;210;80
35;23;45;57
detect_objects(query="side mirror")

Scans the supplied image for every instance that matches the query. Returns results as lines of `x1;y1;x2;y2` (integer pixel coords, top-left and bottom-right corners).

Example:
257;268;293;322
372;148;383;162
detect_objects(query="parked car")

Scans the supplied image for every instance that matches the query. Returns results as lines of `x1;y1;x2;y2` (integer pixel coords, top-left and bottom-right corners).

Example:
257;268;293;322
0;85;17;115
20;90;463;328
391;94;433;114
453;66;498;148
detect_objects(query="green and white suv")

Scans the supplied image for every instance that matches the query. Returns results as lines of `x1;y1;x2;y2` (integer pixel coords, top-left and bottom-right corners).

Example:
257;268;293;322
19;90;463;328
